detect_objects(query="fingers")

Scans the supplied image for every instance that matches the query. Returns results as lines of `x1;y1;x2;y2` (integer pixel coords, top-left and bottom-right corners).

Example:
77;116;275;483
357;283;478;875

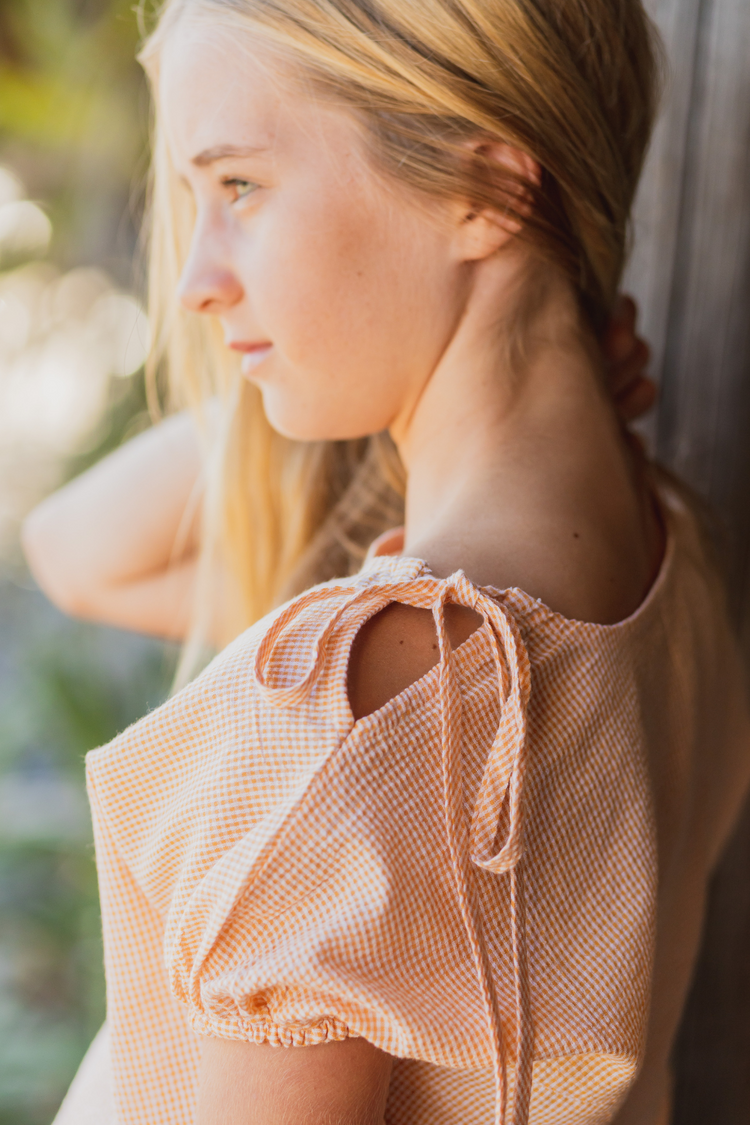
615;375;658;423
603;294;657;423
603;302;641;368
609;338;651;397
610;293;637;331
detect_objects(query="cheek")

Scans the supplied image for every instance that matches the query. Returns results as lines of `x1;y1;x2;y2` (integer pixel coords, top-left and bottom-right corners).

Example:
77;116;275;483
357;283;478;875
238;188;459;439
254;200;390;361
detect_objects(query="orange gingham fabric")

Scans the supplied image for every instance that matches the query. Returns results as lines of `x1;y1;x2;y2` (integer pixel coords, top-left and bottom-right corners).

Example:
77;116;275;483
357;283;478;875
86;477;750;1125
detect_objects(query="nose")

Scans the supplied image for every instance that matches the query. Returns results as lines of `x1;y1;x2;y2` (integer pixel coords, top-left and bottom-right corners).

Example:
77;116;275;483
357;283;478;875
177;215;244;315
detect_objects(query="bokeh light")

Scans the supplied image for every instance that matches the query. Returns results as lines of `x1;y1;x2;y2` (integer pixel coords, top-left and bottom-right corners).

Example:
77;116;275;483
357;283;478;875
0;169;150;557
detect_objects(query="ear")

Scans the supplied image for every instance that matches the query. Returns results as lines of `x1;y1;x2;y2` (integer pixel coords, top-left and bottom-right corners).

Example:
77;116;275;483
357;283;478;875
452;140;541;263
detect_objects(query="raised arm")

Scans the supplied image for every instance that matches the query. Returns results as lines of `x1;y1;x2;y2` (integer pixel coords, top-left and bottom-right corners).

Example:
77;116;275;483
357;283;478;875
22;411;208;641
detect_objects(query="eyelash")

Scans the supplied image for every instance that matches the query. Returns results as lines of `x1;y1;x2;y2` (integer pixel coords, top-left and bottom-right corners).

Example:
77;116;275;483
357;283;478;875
221;177;259;203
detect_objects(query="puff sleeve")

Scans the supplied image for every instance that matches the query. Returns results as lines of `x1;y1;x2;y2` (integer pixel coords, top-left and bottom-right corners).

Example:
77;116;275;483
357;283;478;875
87;557;535;1125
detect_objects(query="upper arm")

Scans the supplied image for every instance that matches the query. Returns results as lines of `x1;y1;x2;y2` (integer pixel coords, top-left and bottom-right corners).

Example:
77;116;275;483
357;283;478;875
347;601;482;720
197;1036;392;1125
21;412;204;636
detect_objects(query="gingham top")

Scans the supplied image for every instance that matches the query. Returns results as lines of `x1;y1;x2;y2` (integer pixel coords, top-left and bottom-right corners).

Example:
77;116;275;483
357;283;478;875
86;476;750;1125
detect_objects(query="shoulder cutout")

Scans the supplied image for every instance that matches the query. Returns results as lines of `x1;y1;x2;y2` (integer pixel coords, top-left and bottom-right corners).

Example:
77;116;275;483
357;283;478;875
347;602;482;721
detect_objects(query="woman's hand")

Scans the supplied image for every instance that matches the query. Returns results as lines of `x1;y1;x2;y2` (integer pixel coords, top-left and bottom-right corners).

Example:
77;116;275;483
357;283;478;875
22;411;207;641
197;1037;392;1125
603;294;656;423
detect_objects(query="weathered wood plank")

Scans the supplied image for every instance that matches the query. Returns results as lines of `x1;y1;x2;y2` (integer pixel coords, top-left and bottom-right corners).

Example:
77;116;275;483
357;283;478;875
623;0;703;414
655;0;750;574
673;805;750;1122
624;0;750;1120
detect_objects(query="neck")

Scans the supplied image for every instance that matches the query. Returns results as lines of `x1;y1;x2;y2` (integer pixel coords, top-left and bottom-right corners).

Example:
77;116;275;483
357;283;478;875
389;252;657;621
393;259;599;568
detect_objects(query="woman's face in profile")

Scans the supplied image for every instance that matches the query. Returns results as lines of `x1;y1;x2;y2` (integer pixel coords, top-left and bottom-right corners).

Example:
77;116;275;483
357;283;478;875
160;20;471;442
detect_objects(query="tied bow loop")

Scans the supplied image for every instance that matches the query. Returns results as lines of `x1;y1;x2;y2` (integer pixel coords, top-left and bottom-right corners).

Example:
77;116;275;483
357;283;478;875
253;571;445;708
253;582;370;708
427;572;532;878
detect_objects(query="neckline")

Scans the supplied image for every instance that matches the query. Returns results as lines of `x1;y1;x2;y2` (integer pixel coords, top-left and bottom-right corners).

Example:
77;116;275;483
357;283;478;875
360;478;679;635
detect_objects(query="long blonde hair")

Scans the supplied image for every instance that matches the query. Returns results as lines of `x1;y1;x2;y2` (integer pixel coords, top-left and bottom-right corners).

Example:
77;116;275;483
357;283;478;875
138;0;660;673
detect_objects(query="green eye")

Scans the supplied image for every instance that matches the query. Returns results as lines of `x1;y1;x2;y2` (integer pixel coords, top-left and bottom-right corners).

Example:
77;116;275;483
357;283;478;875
222;177;259;202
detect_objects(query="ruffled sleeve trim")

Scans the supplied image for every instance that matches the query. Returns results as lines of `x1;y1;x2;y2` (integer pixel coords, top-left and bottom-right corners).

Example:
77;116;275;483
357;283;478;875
190;1010;355;1047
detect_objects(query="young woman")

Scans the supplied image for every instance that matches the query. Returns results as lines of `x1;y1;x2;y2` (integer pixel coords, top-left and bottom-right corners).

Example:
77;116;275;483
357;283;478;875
24;0;750;1123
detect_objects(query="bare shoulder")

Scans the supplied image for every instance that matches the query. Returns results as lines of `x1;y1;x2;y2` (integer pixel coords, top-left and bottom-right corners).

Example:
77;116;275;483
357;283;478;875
347;601;482;721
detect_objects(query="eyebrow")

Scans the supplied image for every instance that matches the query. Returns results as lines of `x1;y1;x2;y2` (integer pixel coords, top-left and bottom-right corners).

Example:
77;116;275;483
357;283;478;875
191;144;269;166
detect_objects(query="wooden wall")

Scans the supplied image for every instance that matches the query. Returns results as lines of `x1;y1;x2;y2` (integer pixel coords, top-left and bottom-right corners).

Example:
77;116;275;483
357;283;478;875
622;0;750;1118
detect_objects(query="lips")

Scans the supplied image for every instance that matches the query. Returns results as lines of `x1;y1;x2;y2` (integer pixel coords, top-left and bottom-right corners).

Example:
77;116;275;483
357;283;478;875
228;340;273;376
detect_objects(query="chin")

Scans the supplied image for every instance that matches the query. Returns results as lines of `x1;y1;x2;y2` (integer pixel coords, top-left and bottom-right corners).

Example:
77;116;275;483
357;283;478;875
258;387;384;444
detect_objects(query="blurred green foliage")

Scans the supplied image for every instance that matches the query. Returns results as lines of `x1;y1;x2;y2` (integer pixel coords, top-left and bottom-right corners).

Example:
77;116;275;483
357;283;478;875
0;592;175;1125
0;2;171;1122
0;0;149;281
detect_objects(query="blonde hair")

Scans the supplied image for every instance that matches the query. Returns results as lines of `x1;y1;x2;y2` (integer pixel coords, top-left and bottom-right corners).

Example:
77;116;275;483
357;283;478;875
138;0;660;675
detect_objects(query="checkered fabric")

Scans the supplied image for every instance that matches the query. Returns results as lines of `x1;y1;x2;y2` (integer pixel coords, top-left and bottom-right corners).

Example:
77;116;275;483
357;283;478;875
86;478;750;1125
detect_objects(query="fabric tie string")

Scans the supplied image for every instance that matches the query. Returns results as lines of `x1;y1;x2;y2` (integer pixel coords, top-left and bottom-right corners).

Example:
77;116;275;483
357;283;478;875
254;569;534;1124
432;575;533;1125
